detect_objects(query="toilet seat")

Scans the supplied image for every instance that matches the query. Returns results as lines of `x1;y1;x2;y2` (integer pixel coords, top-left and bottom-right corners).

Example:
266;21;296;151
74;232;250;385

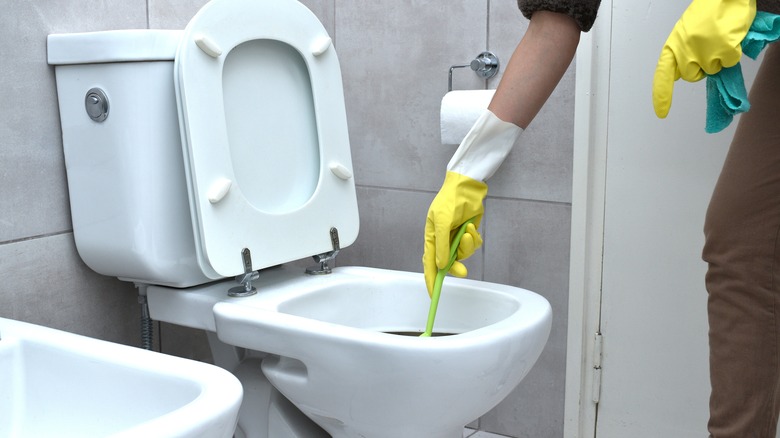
174;0;359;279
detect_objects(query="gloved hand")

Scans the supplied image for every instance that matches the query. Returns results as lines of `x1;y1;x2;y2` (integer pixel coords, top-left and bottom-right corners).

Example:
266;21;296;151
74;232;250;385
652;0;756;118
422;110;523;296
423;172;485;295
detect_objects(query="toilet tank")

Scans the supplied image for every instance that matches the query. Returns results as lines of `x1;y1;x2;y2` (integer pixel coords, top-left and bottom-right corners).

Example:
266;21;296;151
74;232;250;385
48;30;212;287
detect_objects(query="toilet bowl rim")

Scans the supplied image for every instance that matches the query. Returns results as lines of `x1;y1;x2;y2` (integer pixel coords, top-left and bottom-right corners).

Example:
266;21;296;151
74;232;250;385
212;273;552;356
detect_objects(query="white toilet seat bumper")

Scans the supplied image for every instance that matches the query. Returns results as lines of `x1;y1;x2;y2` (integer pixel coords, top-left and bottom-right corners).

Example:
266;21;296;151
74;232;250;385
212;266;552;438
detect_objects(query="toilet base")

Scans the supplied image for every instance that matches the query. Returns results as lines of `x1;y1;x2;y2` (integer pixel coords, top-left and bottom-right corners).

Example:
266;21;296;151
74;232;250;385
206;332;329;438
314;420;465;438
208;332;470;438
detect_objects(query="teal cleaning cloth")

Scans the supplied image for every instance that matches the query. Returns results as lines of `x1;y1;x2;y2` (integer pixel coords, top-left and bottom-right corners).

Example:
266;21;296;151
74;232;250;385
743;11;780;59
705;64;749;133
706;11;780;133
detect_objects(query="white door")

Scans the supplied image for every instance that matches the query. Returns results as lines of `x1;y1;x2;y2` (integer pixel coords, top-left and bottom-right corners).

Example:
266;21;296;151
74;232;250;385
565;0;766;436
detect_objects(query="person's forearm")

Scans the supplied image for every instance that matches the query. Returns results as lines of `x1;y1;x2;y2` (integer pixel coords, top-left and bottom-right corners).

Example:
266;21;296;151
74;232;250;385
488;11;581;129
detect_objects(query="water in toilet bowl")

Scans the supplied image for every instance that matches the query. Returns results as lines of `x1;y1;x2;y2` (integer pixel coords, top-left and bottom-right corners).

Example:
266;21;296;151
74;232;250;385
384;331;455;337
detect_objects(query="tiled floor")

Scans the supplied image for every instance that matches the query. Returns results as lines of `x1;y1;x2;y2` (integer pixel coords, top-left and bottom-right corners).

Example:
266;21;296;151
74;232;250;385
463;428;513;438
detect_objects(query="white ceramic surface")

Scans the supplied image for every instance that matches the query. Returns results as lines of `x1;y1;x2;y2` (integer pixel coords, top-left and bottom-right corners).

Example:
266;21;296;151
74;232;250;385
0;317;242;438
47;0;358;288
148;265;552;438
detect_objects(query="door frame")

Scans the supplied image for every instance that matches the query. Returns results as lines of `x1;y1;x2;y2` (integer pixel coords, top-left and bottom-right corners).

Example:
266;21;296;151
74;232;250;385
564;3;613;436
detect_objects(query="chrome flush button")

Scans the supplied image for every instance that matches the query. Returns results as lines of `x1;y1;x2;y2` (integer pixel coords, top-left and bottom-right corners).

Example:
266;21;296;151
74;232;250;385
85;88;109;122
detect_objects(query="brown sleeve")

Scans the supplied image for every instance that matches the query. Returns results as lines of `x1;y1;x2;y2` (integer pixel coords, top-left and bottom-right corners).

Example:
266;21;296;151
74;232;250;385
758;0;780;15
517;0;601;32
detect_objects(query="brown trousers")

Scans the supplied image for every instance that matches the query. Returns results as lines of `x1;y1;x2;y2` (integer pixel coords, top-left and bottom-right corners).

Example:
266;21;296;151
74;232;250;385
703;43;780;437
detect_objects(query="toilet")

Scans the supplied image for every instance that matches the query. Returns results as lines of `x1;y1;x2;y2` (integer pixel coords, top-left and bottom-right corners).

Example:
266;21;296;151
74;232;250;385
47;0;552;437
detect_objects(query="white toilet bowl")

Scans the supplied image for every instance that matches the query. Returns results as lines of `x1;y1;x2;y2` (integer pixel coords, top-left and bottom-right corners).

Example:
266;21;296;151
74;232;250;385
147;265;551;438
47;0;553;436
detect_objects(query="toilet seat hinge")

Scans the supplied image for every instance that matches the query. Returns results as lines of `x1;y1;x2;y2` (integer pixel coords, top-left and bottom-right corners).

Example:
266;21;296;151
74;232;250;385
305;227;341;275
228;248;259;297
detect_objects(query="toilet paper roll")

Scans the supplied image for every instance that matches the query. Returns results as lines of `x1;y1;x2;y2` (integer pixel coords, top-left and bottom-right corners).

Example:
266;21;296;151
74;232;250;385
440;89;496;144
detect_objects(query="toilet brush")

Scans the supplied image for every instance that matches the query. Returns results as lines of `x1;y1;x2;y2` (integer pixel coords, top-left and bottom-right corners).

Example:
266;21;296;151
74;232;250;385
421;218;475;337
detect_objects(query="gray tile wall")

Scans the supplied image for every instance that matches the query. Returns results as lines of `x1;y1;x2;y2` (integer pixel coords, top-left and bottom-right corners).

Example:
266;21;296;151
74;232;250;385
0;1;147;345
0;1;574;437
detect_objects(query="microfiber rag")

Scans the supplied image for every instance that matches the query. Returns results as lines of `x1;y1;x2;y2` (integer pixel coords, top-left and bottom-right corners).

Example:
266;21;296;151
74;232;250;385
706;63;749;133
706;11;780;133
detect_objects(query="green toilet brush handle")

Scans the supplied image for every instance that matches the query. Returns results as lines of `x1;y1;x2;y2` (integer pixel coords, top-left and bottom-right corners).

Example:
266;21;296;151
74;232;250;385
420;218;475;338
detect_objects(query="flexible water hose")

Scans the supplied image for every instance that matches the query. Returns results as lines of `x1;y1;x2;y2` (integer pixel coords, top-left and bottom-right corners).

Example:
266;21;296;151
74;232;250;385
137;286;154;350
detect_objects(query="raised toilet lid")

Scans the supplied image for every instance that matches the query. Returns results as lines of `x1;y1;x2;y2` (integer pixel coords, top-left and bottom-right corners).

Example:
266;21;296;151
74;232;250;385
174;0;359;279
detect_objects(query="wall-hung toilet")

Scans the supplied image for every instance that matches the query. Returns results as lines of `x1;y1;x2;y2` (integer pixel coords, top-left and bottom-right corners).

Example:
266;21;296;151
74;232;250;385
47;0;552;437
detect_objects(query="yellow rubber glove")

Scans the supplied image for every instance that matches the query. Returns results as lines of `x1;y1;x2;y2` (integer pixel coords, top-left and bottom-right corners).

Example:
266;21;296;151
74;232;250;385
653;0;756;118
422;110;523;297
423;171;486;296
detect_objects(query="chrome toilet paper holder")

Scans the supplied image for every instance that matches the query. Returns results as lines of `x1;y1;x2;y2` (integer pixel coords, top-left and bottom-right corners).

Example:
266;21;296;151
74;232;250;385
448;51;500;91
